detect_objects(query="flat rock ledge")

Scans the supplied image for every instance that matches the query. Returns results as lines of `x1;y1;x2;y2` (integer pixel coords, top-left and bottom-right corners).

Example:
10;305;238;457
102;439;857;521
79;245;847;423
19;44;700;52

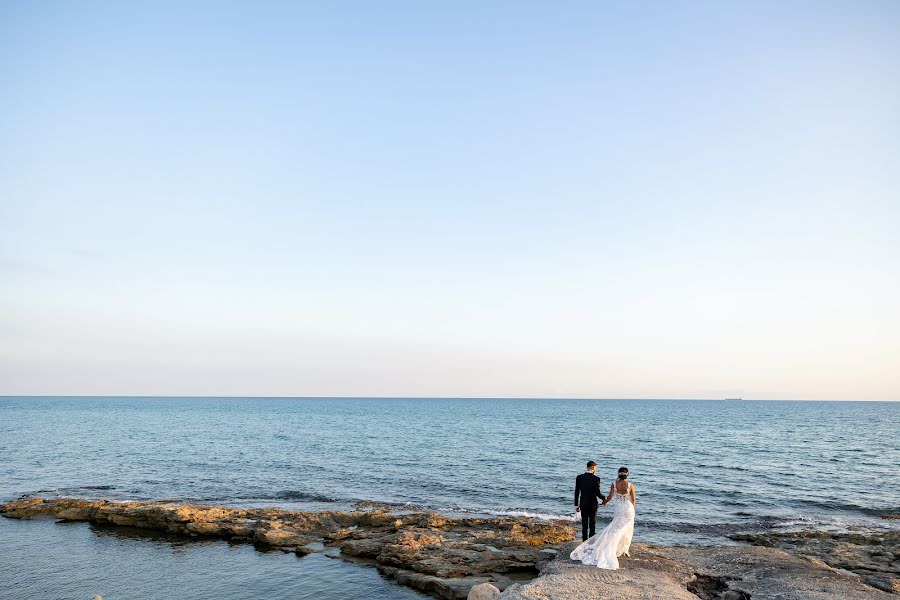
730;530;900;594
0;497;570;599
501;541;896;600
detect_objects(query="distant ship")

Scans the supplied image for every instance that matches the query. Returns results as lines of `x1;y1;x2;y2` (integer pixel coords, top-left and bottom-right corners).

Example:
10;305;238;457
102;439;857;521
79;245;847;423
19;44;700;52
725;397;743;401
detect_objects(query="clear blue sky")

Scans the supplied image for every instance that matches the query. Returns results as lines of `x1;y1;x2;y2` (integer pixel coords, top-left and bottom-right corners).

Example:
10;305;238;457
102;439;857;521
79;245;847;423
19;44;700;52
1;1;898;399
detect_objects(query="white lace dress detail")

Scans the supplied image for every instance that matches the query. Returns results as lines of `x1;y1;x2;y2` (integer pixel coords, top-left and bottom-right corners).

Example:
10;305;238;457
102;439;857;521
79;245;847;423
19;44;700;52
569;482;635;569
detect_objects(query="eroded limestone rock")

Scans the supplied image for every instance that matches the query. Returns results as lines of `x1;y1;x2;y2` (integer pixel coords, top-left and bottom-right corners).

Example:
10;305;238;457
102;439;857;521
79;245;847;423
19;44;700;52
1;497;569;600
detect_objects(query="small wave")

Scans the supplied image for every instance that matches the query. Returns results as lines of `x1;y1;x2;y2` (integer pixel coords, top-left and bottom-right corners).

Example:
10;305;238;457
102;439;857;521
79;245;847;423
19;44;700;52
861;506;900;517
724;511;900;535
484;509;573;521
272;490;338;502
641;520;749;535
34;485;116;493
797;498;900;518
444;507;572;521
193;491;346;505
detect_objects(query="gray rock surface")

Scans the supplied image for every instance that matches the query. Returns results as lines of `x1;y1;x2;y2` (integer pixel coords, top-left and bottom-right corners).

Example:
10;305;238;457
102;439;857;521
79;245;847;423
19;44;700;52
730;529;900;594
500;542;895;599
500;543;697;600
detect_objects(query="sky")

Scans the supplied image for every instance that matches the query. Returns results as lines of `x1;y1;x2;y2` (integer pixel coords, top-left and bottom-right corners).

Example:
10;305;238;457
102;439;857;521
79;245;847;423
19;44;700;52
1;1;898;400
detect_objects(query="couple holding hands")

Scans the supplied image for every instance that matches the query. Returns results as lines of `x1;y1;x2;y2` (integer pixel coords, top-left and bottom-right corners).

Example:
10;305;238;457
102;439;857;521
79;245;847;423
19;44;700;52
571;461;637;570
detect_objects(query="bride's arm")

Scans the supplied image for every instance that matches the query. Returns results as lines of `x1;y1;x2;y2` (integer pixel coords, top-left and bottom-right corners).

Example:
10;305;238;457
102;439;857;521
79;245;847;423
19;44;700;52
603;484;615;505
629;484;637;506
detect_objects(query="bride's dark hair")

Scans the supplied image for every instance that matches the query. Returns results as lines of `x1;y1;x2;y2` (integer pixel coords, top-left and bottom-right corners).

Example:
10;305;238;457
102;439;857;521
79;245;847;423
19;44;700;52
617;467;629;480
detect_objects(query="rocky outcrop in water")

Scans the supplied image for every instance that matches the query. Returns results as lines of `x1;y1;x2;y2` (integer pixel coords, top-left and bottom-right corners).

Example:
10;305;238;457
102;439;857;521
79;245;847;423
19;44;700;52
1;497;570;599
731;529;900;594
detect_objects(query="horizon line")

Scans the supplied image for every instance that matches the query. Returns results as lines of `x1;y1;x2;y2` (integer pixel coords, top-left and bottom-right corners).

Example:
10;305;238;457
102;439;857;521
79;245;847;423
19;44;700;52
1;395;897;402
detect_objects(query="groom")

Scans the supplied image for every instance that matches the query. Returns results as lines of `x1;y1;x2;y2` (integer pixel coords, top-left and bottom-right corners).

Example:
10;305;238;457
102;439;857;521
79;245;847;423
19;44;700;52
574;460;606;541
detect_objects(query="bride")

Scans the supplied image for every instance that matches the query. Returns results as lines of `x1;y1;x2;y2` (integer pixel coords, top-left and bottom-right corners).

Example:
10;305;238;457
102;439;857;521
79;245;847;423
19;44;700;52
570;467;636;569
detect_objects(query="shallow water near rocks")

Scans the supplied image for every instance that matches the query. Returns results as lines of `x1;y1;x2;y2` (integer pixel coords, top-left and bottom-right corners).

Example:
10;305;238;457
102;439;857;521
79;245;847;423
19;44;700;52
0;516;428;600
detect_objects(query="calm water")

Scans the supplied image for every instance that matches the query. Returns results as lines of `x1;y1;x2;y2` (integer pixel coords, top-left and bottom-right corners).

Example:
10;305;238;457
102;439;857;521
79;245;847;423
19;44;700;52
0;516;426;600
2;397;898;598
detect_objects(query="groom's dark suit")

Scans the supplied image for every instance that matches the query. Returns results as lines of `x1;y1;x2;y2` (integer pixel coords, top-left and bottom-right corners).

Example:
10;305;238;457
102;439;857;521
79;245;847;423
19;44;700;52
574;472;603;541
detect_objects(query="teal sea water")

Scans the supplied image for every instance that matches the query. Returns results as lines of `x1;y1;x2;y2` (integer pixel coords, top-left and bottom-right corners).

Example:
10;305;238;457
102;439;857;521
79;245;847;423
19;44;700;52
1;397;898;599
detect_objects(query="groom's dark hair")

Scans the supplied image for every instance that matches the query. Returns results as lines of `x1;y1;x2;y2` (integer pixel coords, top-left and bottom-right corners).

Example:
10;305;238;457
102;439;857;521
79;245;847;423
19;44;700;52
586;461;597;469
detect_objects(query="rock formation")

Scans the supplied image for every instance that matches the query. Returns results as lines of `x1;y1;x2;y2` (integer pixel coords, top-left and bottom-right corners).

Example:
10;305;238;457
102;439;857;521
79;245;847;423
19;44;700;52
1;497;570;599
731;529;900;594
500;541;896;599
4;497;896;599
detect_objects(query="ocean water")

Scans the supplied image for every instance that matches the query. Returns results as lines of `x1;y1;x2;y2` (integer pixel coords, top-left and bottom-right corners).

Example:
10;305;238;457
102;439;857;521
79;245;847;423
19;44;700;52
2;397;898;599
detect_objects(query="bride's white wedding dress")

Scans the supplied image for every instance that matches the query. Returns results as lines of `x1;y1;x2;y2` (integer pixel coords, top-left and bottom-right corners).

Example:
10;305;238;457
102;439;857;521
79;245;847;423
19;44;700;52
569;482;635;569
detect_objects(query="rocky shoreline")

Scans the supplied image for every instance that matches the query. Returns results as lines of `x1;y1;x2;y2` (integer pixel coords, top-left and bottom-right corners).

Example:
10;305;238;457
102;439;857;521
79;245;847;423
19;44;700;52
2;497;896;599
0;497;568;599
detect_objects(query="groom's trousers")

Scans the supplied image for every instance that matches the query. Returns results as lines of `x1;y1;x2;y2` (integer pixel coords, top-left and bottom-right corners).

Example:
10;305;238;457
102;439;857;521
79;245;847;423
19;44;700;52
580;504;597;541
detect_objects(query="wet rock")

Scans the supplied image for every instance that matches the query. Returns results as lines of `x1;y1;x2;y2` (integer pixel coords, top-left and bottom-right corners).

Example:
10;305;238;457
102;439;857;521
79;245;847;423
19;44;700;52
253;526;311;547
341;537;389;558
212;518;255;538
378;565;499;600
55;507;96;521
354;500;398;511
3;497;98;519
324;527;356;542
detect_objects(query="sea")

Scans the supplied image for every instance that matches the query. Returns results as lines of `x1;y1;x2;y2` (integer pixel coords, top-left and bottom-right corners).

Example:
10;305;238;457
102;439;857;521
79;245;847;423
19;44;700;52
1;397;897;599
